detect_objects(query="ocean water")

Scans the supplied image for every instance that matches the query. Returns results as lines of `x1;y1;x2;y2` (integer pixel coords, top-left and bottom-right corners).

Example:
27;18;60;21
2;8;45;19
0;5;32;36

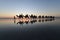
0;18;60;40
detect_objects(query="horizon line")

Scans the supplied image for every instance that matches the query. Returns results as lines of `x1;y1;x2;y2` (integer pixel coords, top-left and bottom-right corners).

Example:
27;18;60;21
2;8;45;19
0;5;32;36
0;17;60;19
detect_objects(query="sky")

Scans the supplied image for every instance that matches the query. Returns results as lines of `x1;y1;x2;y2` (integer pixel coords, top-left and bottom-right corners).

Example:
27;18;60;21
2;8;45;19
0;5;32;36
0;0;60;18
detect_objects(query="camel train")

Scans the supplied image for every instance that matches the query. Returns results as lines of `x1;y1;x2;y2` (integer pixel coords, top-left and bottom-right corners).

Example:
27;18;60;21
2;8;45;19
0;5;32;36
14;14;55;19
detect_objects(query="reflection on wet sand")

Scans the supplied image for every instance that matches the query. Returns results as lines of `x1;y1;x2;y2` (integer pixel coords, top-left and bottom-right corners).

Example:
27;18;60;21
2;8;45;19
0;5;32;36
14;18;55;24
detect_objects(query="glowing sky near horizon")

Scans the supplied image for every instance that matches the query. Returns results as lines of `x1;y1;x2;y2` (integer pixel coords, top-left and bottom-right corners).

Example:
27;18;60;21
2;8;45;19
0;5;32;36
0;0;60;18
